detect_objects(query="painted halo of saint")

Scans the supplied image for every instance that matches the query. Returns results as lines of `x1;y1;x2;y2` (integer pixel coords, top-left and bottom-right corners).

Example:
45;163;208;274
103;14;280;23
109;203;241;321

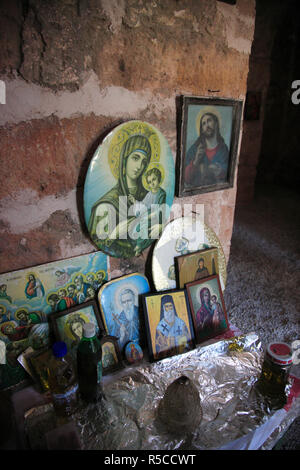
84;121;175;258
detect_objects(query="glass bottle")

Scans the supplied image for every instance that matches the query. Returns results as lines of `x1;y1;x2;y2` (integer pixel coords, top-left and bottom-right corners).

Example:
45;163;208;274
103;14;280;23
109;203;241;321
77;323;103;402
47;341;79;417
255;341;293;410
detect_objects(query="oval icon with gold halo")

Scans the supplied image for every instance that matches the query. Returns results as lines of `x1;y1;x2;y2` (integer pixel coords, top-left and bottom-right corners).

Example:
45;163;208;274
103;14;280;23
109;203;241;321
84;121;175;258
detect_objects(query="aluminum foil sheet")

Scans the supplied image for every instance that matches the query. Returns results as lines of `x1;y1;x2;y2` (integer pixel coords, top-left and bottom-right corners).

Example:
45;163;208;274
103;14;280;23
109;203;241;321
70;332;297;450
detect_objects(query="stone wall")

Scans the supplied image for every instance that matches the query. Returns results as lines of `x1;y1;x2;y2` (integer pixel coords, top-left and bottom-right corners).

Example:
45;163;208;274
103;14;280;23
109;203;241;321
0;0;255;277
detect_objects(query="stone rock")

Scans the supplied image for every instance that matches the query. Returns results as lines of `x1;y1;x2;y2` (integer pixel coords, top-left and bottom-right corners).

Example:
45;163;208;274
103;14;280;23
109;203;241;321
157;375;202;435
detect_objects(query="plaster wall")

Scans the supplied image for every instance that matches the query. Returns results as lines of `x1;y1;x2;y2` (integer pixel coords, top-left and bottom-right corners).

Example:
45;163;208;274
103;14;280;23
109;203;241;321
0;0;255;277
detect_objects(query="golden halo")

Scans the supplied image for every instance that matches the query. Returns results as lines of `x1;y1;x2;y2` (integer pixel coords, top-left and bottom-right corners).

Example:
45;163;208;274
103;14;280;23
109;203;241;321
107;121;161;179
142;162;165;191
96;270;106;278
72;273;87;283
0;320;18;337
195;106;222;136
26;271;37;280
15;307;29;320
46;291;59;303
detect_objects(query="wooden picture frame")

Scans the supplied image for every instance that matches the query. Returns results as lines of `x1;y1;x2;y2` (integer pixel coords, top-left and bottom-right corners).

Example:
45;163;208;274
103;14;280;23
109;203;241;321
100;335;123;375
142;289;195;362
27;347;53;392
176;95;243;197
185;274;229;344
49;299;104;358
175;247;219;289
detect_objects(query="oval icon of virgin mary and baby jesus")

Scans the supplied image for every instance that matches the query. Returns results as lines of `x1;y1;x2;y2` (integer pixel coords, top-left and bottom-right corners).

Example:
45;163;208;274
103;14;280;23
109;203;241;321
84;121;175;258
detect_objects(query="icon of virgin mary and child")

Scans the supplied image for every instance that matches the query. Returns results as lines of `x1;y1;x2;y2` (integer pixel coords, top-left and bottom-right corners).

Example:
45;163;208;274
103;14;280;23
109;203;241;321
87;133;168;258
196;287;227;337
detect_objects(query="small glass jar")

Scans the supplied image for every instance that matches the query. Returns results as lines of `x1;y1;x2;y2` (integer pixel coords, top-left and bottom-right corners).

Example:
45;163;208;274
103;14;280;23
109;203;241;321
255;341;293;410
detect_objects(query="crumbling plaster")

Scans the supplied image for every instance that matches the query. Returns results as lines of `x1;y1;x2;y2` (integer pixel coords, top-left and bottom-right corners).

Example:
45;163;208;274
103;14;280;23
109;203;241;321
0;0;255;275
0;72;175;127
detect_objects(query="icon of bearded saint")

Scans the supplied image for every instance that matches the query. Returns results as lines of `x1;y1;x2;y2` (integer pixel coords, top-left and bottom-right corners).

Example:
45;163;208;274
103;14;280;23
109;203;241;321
110;288;140;351
155;294;191;359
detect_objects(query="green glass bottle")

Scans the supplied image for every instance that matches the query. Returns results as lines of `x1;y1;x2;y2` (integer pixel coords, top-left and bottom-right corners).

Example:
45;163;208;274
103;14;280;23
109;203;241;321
77;323;102;403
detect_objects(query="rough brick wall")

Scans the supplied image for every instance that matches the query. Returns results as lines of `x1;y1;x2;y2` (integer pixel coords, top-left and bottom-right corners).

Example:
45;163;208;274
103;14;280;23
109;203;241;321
0;0;255;276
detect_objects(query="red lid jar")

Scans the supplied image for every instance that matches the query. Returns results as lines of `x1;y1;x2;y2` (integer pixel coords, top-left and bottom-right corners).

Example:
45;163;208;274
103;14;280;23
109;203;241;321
255;341;293;410
266;342;293;367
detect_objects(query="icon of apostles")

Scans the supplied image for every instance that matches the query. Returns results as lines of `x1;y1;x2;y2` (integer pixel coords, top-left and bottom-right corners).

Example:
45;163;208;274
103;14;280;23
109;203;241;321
155;294;191;360
87;133;167;258
185;109;229;188
110;287;140;351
